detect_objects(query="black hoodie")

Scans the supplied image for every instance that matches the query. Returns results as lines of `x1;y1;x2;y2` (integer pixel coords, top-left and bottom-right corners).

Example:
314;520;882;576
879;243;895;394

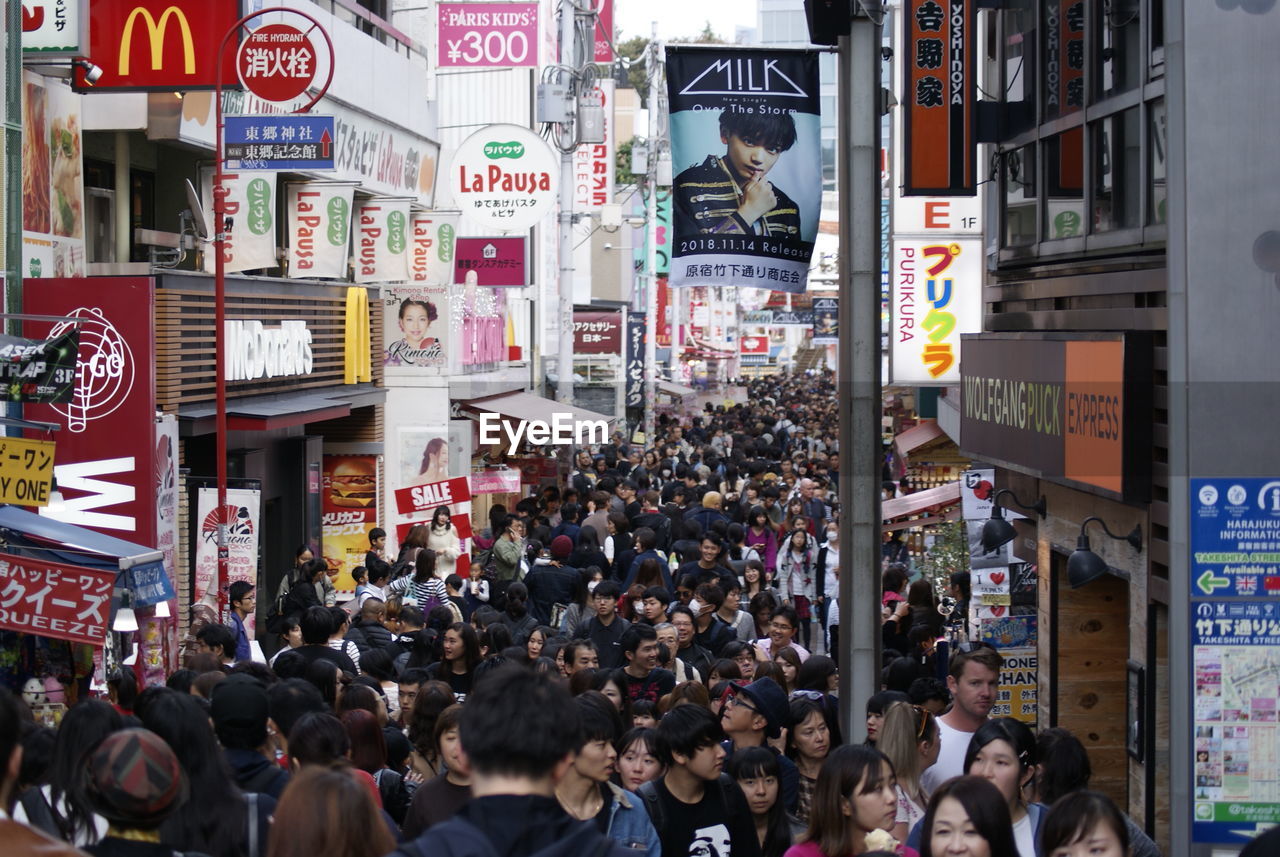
393;794;629;857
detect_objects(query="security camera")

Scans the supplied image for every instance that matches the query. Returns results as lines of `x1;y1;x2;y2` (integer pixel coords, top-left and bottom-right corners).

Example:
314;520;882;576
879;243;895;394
75;59;104;85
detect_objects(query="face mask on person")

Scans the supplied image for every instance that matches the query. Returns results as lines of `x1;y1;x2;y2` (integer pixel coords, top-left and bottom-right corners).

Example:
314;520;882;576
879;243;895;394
689;598;703;615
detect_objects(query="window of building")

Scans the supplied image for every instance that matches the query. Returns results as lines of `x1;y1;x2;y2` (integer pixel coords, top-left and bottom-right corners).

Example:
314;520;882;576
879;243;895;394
1044;128;1085;240
1095;0;1141;101
1004;144;1038;247
1092;107;1141;233
1148;99;1166;226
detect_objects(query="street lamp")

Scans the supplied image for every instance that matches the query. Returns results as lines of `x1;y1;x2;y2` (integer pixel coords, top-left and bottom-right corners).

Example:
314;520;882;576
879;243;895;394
980;489;1047;554
1068;516;1144;589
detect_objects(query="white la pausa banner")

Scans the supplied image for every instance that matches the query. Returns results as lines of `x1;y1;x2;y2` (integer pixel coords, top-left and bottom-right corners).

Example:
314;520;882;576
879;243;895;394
410;211;460;284
287;182;356;279
355;198;413;283
193;487;262;632
201;171;277;273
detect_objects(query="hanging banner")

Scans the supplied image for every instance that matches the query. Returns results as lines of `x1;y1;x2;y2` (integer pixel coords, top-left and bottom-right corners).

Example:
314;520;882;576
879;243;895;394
202;170;277;274
593;0;614;63
21;72;86;279
667;47;821;293
811;297;838;345
903;0;976;195
410;211;460;284
0;328;80;403
890;237;981;384
471;469;521;495
193;487;261;630
0;551;114;646
322;454;380;597
149;415;180;675
286;182;356;279
449;124;559;231
355;198;413;284
573;80;615;210
624;313;646;410
382;284;450;371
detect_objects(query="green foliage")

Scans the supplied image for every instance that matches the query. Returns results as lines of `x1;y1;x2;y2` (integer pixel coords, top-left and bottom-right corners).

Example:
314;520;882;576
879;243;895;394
920;521;970;590
616;136;642;187
615;35;650;102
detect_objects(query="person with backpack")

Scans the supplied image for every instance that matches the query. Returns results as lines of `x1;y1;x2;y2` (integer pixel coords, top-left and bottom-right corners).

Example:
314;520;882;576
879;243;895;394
388;666;633;857
388;549;447;613
638;704;762;857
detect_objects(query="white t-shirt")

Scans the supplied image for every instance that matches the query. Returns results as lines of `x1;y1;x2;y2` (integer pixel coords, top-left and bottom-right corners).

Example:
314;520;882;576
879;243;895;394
895;783;926;829
920;716;977;793
1012;811;1035;857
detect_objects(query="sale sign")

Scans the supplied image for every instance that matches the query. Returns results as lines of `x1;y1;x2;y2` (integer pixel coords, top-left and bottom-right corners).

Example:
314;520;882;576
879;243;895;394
0;551;115;646
437;3;538;68
395;476;471;517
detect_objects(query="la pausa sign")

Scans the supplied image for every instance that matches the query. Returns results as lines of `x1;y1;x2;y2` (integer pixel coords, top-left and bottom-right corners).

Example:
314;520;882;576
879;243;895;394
450;124;558;230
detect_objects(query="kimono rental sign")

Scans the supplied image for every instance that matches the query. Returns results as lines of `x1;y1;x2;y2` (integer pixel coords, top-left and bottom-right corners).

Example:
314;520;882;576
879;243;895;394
666;48;822;294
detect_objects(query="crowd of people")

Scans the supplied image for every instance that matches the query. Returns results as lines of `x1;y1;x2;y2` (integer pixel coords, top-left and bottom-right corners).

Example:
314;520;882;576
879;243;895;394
0;372;1230;857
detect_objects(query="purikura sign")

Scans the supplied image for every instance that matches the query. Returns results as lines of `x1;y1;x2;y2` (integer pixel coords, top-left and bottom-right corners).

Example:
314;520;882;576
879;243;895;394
449;124;558;231
354;198;413;283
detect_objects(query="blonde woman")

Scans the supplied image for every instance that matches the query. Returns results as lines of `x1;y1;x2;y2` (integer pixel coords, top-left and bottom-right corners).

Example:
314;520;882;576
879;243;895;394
879;701;941;844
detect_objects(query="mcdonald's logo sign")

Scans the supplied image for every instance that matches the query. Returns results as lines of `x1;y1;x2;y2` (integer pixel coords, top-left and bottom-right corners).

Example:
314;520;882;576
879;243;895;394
76;0;242;91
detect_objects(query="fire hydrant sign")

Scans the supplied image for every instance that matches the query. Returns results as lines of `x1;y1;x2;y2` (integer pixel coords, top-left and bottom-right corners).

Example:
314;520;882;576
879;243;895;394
437;3;538;68
237;23;319;102
0;437;56;507
449;124;558;231
0;551;114;646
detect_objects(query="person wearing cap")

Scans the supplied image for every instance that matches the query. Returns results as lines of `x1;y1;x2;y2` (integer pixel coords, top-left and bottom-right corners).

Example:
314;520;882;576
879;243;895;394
720;677;800;815
82;729;186;857
0;687;88;857
525;536;580;626
213;674;290;800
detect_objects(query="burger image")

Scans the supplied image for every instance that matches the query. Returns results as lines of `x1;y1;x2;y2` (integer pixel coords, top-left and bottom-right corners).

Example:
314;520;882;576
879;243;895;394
329;459;377;508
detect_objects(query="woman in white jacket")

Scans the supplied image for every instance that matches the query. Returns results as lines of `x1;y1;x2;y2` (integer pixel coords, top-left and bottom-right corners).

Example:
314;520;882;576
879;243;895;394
427;505;462;578
779;526;818;652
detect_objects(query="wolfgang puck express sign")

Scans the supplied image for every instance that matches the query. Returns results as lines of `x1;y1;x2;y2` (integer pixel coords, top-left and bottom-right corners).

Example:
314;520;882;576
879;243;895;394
959;333;1151;500
449;124;558;231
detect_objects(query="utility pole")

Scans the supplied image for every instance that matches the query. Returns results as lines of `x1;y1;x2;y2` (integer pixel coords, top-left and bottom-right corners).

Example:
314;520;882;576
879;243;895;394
4;2;21;353
555;0;577;406
835;5;883;744
643;26;662;445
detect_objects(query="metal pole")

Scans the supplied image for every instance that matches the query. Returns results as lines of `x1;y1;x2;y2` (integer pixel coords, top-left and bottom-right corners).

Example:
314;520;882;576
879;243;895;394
213;71;230;624
836;10;883;744
643;26;660;445
4;1;22;347
555;0;576;405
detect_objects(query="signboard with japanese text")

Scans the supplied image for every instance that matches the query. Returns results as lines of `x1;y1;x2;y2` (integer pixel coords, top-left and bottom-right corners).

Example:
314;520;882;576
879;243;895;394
741;335;769;355
21;72;86;279
471;469;521;495
1044;1;1085;121
449;125;558;231
192;487;260;628
73;0;241;91
321;455;380;597
410;212;459;284
21;0;86;55
0;329;80;404
437;2;538;68
455;237;527;287
202;170;277;273
286;182;355;279
573;311;623;355
354;198;412;284
903;0;975;195
593;0;613;63
573;80;615;209
624;313;646;409
1191;479;1280;598
236;23;319;103
223;114;335;171
811;297;838;345
890;237;981;384
0;437;57;507
667;47;821;293
0;551;114;646
382;285;450;371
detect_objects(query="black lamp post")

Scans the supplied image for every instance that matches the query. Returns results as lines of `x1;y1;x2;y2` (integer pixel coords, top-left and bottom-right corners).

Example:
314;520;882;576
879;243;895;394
980;489;1048;554
1067;516;1144;588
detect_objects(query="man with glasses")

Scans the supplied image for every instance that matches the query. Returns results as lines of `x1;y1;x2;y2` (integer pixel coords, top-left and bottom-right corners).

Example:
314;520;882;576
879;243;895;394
752;604;810;662
920;644;1004;792
719;677;799;813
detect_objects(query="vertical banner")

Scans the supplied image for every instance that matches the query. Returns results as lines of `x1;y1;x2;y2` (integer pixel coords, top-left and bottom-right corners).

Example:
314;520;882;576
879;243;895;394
904;0;975;195
21;72;86;278
889;237;982;383
202;170;277;273
286;182;357;279
656;277;672;347
593;0;614;62
145;414;181;682
382;285;450;371
811;297;838;345
624;313;646;410
410;211;460;284
354;198;413;283
321;455;380;598
573;80;615;209
667;48;822;293
193;487;261;630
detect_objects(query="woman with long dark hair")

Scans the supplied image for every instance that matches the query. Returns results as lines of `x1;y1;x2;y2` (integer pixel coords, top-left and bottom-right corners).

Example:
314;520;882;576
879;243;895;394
730;745;799;857
785;697;832;828
497;581;539;645
570;526;609;576
427;622;481;701
779;527;818;652
46;699;121;845
388;547;446;610
787;744;905;857
961;719;1045;857
419;436;449;483
428;505;462;578
746;508;779;579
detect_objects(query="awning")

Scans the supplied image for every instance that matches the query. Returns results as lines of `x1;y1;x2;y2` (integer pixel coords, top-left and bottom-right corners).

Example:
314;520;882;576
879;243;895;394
177;383;386;434
0;505;171;606
881;481;962;522
458;391;616;427
657;380;696;398
893;419;949;458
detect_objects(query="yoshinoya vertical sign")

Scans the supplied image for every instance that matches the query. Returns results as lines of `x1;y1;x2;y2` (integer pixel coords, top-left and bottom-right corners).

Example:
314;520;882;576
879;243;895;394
890;237;981;384
202;170;277;273
667;48;822;294
354;198;413;284
904;0;975;195
286;182;356;279
410;211;459;284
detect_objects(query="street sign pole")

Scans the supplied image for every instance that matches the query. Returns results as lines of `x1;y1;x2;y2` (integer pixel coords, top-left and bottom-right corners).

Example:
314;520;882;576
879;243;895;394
213;7;333;622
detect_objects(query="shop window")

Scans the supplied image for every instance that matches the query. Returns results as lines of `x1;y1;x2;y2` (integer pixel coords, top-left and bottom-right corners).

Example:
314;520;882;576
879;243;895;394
1148;99;1167;226
1044;128;1085;240
1002;5;1036;124
1149;0;1165;70
1042;0;1084;121
821;138;836;191
1092;107;1141;233
1002;144;1038;247
1095;0;1141;101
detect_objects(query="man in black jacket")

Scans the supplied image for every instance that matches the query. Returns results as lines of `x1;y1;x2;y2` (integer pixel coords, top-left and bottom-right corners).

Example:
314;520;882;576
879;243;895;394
631;491;672;553
346;598;394;652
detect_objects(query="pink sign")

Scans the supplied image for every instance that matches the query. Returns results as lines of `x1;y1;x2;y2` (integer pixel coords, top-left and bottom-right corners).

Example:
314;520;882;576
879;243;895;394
471;469;522;495
594;0;614;63
437;3;539;68
455;237;527;286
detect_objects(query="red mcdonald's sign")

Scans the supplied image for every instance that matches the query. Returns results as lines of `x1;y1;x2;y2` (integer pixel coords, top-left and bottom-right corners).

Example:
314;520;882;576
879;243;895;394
74;0;242;91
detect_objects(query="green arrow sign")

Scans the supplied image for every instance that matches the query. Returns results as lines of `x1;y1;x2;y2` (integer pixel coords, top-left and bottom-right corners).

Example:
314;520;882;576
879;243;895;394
1197;569;1230;594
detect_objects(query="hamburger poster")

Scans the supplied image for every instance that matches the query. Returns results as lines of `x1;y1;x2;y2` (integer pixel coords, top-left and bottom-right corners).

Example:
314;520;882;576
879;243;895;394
322;455;381;598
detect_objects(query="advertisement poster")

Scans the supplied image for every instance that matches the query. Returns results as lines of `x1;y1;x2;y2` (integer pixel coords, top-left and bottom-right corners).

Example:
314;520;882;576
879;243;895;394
0;551;113;646
322;455;380;597
21;71;85;279
193;487;261;632
354;198;413;284
393;473;473;568
286;181;357;279
0;328;79;403
382;285;450;371
811;298;838;345
201;170;277;273
399;426;452;489
573;311;623;354
666;48;821;293
995;648;1038;724
891;237;982;384
410;211;459;284
148;415;180;680
448;124;559;231
455;237;527;287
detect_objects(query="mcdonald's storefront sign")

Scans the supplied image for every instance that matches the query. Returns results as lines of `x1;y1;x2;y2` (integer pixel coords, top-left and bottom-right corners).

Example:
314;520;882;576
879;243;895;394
75;0;242;91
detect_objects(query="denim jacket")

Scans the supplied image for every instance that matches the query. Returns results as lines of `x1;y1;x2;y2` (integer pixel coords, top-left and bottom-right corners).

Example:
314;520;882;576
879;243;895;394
604;782;661;857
